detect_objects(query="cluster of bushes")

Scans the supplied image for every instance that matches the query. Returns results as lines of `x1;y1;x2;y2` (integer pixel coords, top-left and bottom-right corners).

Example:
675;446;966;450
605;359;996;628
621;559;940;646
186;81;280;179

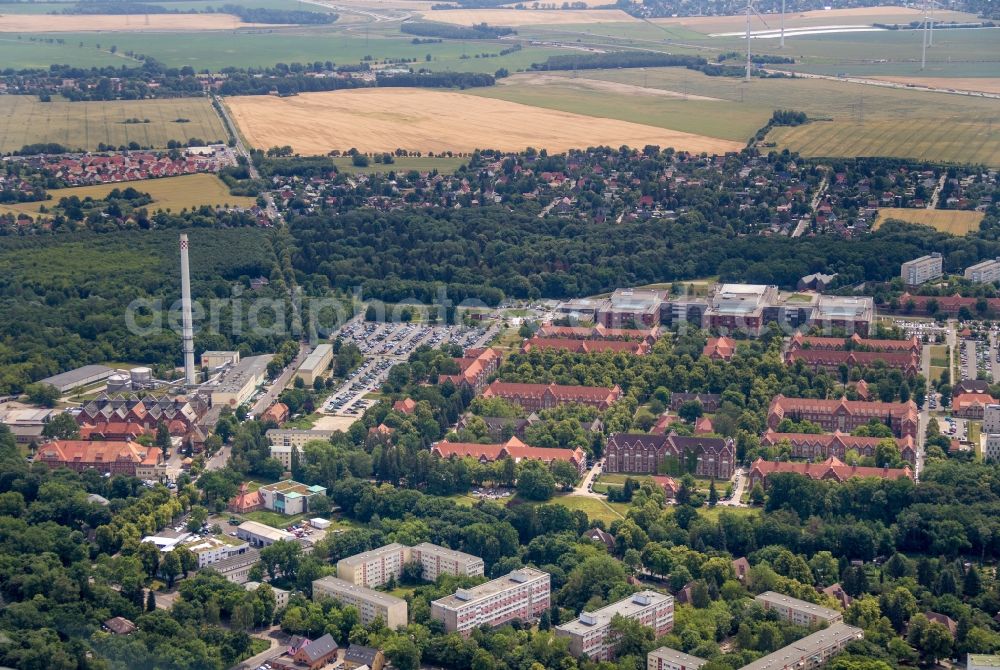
401;21;515;39
220;4;338;24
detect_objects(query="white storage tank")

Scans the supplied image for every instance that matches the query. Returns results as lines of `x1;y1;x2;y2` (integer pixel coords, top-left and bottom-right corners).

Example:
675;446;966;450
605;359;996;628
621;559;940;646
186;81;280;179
106;373;131;393
130;366;153;388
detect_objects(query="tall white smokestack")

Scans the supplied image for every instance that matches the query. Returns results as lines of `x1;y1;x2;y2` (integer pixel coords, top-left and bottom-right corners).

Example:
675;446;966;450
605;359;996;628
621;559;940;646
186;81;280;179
179;233;197;386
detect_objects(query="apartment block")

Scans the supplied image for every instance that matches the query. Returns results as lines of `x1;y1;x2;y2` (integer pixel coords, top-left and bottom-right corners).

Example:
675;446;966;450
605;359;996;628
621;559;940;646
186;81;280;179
557;591;674;661
312;576;408;629
754;592;843;627
965;258;1000;284
431;568;550;635
648;647;707;670
901;253;943;286
739;622;863;670
986;434;1000;463
337;543;409;588
297;344;333;386
984;404;1000;434
410;543;485;582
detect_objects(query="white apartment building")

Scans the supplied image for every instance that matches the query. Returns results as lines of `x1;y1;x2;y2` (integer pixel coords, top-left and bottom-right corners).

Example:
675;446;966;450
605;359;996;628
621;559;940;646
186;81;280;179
901;253;943;286
337;543;409;588
312;576;408;629
410;543;485;581
557;591;675;661
739;622;863;670
648;647;708;670
965;258;1000;284
754;592;843;627
431;568;550;636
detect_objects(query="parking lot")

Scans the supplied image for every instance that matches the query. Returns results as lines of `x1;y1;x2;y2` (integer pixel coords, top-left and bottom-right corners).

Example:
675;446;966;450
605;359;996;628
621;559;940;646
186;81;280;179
321;321;493;416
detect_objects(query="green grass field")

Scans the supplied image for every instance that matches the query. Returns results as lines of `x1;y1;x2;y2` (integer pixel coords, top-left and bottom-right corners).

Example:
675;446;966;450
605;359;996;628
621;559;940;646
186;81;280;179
239;510;307;528
544;494;625;524
0;95;227;153
696;505;759;523
0;174;255;218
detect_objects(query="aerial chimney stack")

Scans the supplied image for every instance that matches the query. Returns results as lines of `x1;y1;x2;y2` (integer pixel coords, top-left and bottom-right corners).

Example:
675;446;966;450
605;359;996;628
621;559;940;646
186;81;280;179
179;233;197;386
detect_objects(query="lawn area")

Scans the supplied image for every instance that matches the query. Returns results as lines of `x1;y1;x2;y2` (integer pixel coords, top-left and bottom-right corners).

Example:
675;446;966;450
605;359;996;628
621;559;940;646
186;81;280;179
239;510;307;528
930;345;948;368
872;208;986;235
386;586;417;599
930;366;947;384
0;95;227;153
282;412;321;430
969;421;981;446
696;505;760;523
444;493;480;507
545;494;625;524
0;173;255;219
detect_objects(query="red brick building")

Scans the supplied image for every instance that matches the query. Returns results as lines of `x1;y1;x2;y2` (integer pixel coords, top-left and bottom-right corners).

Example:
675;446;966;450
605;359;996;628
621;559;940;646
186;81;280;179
480;381;622;411
748;456;914;489
36;440;162;477
438;348;501;394
520;337;650;355
784;349;920;376
760;429;917;465
431;436;588;474
604;433;735;479
767;395;919;438
789;332;920;354
702;336;737;361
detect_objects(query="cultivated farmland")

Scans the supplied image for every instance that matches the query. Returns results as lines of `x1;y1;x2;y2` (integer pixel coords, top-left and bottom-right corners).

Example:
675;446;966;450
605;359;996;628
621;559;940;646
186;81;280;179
769;119;1000;167
872;208;986;235
0;174;255;219
0;14;265;32
0;96;227;153
225;88;744;155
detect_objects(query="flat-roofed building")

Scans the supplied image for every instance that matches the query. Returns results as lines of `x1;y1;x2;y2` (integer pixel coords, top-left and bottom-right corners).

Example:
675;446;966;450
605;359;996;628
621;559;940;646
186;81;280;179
411;542;485;581
237;520;296;548
297;344;333;386
596;289;664;328
704;284;779;336
739;622;863;670
312;576;408;629
968;654;1000;670
965;259;1000;284
337;543;409;588
754;592;843;627
808;296;875;336
207;547;260;584
431;568;550;636
554;298;603;322
181;535;251;568
205;354;271;409
557;591;674;661
38;365;116;393
901;253;943;286
648;647;708;670
259;479;327;516
245;581;290;609
201;351;240;370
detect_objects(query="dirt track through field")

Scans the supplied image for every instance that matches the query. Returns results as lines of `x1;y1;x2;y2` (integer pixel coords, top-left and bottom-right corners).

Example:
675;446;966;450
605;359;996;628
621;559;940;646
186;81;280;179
870;77;1000;95
226;88;743;155
500;72;724;101
0;14;279;32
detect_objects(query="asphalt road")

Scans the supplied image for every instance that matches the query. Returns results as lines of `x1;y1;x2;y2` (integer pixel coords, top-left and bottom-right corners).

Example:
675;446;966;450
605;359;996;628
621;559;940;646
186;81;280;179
251;344;309;418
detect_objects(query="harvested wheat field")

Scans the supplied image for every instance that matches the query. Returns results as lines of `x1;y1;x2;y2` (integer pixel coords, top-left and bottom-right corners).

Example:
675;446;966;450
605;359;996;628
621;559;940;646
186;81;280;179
0;14;276;32
873;208;985;235
226;89;742;155
418;8;637;26
652;6;980;34
870;77;1000;95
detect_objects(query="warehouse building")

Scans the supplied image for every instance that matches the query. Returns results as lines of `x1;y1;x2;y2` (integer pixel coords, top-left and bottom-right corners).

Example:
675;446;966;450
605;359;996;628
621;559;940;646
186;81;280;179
204;354;271;409
236;520;296;548
296;344;333;386
38;365;116;393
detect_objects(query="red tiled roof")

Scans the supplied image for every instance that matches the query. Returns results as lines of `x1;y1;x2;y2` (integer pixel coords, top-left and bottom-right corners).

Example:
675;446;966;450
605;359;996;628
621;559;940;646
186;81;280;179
432;437;585;466
952;393;998;410
520;337;649;355
749;456;913;483
38;440;160;466
483;381;621;403
392;398;417;414
703;336;736;360
768;395;918;422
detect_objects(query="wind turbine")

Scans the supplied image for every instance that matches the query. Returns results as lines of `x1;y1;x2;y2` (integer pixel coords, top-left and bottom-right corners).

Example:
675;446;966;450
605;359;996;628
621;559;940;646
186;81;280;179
744;0;770;82
779;0;786;48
